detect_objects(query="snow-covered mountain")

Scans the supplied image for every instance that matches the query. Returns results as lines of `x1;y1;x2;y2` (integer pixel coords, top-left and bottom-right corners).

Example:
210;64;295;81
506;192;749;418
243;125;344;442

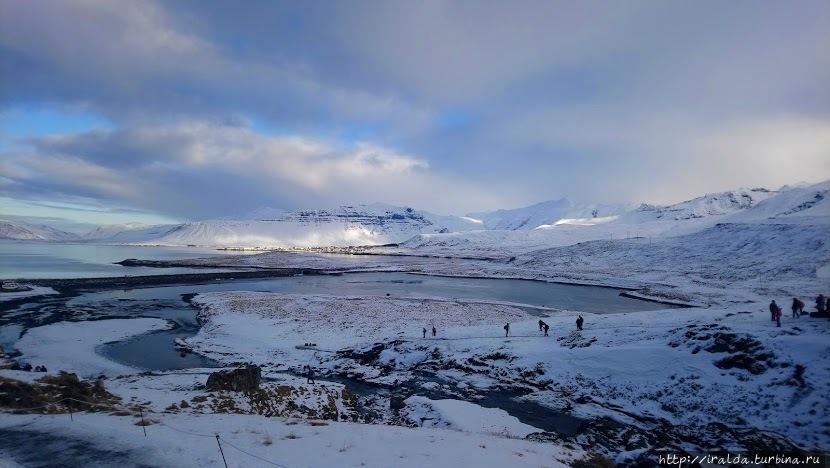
8;182;828;249
623;187;779;221
466;199;636;230
386;182;830;258
139;204;483;248
82;223;154;240
102;224;178;243
0;219;80;241
728;183;829;222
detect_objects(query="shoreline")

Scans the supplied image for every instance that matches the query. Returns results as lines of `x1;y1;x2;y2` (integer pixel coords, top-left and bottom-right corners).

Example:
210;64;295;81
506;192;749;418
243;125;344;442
113;257;701;308
10;260;699;308
21;268;341;291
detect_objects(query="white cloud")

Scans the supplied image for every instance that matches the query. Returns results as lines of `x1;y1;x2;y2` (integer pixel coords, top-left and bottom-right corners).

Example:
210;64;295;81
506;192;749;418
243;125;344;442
1;122;503;218
2;0;828;219
501;109;830;204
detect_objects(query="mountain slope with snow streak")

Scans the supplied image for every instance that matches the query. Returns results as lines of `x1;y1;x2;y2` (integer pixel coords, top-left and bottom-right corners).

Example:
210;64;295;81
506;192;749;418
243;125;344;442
0;219;80;241
385;181;830;258
140;204;482;248
466;199;635;230
81;223;154;240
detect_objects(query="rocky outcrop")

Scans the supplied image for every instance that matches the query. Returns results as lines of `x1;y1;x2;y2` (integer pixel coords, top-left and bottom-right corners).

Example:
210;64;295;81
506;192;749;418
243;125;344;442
390;396;406;410
206;365;262;392
0;372;120;412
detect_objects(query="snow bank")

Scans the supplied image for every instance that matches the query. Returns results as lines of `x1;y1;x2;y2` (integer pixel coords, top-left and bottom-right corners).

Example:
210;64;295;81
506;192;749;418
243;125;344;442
0;411;575;467
14;318;171;378
404;396;543;438
0;285;59;302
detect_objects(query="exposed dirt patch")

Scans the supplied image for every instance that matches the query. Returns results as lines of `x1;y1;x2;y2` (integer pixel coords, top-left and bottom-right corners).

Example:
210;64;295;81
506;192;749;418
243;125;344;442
0;372;121;413
714;354;767;375
669;326;784;375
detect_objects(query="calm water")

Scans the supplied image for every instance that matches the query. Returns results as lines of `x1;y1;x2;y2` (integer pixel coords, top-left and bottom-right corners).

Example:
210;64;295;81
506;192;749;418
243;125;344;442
0;240;257;279
0;272;680;371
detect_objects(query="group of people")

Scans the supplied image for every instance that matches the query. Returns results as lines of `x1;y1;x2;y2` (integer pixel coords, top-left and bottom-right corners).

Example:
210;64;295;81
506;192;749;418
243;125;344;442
419;316;587;339
502;315;585;337
769;294;827;327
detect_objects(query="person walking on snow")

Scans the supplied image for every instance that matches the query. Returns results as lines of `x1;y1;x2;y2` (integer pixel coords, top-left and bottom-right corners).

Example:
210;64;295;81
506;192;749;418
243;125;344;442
504;323;510;337
770;300;782;327
432;326;437;337
538;319;544;332
816;294;827;315
543;323;549;336
791;298;805;318
305;366;315;384
576;315;584;331
422;327;427;338
769;300;779;322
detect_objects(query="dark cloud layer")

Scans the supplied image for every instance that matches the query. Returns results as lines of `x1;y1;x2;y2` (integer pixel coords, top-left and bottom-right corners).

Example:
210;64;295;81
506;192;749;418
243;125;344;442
1;0;828;221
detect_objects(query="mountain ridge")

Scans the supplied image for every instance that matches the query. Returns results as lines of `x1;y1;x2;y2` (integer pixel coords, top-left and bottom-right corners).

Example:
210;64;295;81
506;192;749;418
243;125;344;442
0;219;80;241
3;181;828;246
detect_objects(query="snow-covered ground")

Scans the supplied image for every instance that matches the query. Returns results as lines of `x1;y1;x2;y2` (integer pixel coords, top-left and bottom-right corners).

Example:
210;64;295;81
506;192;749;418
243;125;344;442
187;293;529;371
0;410;576;468
0;285;59;302
5;284;816;463
185;293;829;450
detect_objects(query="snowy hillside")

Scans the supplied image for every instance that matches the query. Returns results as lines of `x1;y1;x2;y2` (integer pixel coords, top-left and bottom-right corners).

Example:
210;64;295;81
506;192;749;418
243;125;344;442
81;222;154;240
513;222;829;301
466;199;635;230
728;182;829;222
141;204;482;248
0;219;79;241
624;187;778;221
388;182;830;258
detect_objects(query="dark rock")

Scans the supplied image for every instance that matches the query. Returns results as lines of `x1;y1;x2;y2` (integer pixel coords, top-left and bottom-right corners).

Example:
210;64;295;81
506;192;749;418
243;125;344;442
390;396;406;410
206;365;262;392
715;354;766;375
337;343;387;365
705;332;762;354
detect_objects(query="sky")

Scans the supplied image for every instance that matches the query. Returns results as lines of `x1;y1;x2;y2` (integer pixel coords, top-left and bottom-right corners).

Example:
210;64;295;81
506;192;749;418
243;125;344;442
1;0;829;232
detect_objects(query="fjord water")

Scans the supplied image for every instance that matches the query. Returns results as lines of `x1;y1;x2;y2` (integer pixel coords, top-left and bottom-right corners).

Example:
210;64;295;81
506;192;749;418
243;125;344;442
0;240;253;279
